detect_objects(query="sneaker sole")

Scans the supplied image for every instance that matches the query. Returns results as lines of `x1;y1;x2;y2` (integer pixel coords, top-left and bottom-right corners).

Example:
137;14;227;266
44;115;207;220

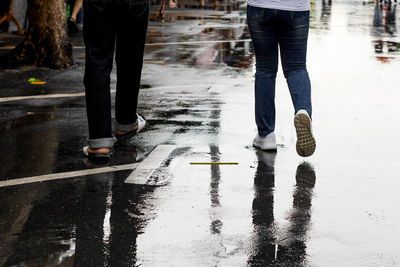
294;114;316;157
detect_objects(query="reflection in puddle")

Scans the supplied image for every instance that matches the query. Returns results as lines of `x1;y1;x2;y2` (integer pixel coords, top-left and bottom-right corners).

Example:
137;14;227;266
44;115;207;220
146;1;252;69
372;1;398;62
249;151;317;266
373;40;400;53
0;113;57;131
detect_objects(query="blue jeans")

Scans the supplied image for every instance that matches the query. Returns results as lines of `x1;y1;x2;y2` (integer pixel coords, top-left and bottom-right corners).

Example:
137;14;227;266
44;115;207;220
247;6;312;137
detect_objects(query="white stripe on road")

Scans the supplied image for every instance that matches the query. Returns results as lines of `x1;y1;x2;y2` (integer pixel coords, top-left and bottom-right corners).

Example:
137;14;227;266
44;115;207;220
125;145;175;184
2;39;251;51
0;163;139;188
0;92;85;103
145;39;252;46
0;84;213;103
71;39;252;49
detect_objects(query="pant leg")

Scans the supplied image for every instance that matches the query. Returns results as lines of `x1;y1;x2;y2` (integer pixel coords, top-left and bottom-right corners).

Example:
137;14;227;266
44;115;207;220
247;6;279;137
83;0;115;147
114;0;149;127
278;10;312;117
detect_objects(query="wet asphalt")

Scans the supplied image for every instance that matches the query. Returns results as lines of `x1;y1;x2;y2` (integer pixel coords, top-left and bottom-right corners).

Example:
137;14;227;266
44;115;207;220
1;0;400;266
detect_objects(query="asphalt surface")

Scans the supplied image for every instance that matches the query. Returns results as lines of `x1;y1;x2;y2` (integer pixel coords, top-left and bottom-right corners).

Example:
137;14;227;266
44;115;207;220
1;0;400;266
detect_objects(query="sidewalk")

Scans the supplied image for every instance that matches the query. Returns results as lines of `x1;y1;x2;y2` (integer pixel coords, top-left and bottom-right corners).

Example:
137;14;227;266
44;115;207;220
1;1;400;266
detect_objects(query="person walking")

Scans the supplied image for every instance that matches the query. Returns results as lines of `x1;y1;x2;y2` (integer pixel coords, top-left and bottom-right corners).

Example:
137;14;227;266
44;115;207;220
247;0;316;157
67;0;83;33
82;0;165;160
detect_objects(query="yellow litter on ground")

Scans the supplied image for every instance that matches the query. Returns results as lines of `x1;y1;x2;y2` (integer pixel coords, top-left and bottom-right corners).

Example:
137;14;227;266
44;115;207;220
30;81;46;85
28;78;46;85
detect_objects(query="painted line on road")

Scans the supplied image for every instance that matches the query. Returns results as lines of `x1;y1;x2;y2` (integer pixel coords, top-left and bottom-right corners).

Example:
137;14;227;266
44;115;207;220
71;39;252;49
0;163;139;188
0;84;214;103
0;92;85;103
125;145;175;184
145;39;252;46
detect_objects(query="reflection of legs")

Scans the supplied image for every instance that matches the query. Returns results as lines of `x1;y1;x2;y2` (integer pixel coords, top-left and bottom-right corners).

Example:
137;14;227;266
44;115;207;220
75;175;111;266
109;178;157;265
109;184;138;265
276;162;316;264
248;151;277;266
209;145;222;234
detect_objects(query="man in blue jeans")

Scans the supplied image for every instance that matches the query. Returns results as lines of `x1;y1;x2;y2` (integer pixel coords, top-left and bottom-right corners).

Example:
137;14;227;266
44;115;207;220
82;0;165;160
247;0;316;157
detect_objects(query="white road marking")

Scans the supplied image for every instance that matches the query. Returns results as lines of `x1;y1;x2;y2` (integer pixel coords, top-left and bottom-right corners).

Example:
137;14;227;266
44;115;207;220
145;39;252;46
0;92;85;103
2;39;250;51
0;163;139;188
0;84;214;103
125;145;175;184
71;39;252;49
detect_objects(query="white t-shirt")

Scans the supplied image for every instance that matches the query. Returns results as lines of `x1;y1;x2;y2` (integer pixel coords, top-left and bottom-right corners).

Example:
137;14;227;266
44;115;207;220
247;0;310;11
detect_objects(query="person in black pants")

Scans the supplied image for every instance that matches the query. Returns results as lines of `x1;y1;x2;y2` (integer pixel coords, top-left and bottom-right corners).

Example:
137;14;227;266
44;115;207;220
82;0;164;159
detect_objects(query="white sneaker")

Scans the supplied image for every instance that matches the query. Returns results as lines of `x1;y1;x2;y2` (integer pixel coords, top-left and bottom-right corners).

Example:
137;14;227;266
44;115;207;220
253;132;277;151
294;109;316;157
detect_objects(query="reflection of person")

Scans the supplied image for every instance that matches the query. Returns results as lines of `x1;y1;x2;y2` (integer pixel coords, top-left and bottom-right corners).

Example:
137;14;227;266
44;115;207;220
248;151;316;265
373;0;383;28
82;0;164;160
247;0;316;157
321;0;332;28
75;172;154;265
385;2;396;35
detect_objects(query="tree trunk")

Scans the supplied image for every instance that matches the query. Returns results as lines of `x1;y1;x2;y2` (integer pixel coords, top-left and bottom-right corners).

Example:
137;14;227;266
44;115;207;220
1;0;73;69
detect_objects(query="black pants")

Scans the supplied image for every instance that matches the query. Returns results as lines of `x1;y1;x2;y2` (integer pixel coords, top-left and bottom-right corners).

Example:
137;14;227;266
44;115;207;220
83;0;149;146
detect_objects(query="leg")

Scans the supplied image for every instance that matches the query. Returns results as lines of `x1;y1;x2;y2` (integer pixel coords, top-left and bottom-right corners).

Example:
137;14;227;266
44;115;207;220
278;10;312;117
83;0;115;149
71;0;83;21
68;0;83;32
0;15;7;25
247;6;279;137
10;15;24;35
114;0;149;130
278;10;315;157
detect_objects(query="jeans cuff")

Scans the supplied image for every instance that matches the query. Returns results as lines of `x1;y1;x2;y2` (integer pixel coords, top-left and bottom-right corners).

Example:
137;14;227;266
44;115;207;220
88;137;116;148
115;120;138;132
258;130;273;137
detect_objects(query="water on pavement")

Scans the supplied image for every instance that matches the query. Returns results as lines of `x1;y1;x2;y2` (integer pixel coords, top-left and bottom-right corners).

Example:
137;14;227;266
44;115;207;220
1;0;400;266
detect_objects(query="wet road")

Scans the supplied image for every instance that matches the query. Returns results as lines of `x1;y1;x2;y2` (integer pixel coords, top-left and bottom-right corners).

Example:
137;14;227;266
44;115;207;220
1;0;400;266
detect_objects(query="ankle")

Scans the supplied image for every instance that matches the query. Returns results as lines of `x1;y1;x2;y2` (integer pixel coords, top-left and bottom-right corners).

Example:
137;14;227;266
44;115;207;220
115;124;138;135
88;147;109;154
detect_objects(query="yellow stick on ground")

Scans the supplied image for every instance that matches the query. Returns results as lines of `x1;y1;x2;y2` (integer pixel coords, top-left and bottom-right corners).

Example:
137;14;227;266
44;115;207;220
190;162;238;165
30;82;46;85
